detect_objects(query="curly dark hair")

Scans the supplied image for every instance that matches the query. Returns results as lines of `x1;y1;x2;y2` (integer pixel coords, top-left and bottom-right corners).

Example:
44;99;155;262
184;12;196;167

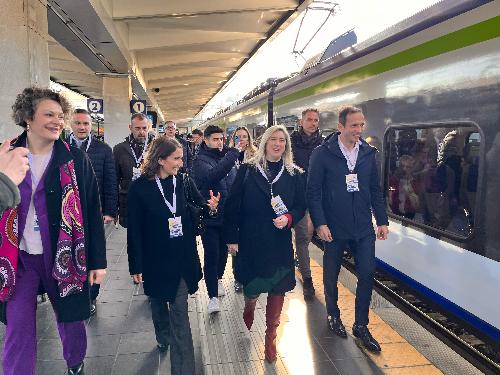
11;87;72;128
141;137;183;179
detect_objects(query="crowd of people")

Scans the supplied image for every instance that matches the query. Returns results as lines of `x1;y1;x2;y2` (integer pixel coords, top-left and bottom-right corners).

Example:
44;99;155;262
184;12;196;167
0;86;390;375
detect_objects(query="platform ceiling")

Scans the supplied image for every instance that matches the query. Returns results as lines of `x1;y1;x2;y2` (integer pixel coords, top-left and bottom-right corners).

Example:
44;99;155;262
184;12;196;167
47;0;311;123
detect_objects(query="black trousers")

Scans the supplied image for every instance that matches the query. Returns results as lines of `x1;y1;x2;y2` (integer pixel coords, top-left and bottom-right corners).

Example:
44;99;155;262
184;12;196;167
323;234;376;326
201;226;228;298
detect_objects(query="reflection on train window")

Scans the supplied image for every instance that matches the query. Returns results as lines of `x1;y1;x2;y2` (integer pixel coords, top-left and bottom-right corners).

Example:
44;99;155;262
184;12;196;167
385;126;480;238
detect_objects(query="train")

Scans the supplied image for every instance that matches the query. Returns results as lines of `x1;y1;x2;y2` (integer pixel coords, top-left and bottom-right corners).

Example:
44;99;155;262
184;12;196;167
198;0;500;345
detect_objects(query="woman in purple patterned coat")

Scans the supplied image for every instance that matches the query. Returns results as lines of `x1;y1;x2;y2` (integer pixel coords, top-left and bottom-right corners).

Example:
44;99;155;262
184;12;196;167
0;87;107;375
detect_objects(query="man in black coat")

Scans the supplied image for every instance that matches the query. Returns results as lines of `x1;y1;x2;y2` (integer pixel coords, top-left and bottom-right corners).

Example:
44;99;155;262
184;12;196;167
307;106;389;352
113;113;154;228
290;108;324;298
69;109;118;315
192;125;240;314
164;121;192;173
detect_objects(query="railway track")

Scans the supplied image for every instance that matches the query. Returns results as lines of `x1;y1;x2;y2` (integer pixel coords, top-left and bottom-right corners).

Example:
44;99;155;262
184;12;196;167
311;237;500;375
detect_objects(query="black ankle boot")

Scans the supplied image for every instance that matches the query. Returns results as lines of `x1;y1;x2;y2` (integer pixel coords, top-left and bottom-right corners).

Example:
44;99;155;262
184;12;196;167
327;315;347;338
68;362;84;375
352;324;381;352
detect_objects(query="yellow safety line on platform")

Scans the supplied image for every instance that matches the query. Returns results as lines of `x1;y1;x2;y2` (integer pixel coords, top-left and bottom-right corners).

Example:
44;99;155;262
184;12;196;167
303;258;444;374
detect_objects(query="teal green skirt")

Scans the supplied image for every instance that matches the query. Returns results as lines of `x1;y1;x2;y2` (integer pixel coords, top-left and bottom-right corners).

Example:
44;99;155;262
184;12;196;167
243;266;293;298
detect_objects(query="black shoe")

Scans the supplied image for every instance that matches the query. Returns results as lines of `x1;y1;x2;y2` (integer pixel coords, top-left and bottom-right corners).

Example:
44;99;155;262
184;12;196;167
302;277;315;298
352;324;381;352
68;362;84;375
157;343;169;353
90;300;96;316
327;316;347;338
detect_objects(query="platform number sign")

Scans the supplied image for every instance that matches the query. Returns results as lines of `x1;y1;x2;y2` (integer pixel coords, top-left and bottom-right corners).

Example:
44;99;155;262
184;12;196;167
130;100;147;115
87;98;103;114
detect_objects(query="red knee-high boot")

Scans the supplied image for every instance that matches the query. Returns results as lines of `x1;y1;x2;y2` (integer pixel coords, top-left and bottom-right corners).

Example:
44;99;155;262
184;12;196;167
243;297;258;330
265;294;285;363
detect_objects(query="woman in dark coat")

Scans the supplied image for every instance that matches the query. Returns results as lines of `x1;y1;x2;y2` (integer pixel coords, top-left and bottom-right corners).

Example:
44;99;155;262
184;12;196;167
0;87;107;375
127;137;219;375
224;124;306;363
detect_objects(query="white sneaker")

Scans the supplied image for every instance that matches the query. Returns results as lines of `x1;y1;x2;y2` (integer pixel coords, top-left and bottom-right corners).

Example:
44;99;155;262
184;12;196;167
207;297;220;314
217;279;225;297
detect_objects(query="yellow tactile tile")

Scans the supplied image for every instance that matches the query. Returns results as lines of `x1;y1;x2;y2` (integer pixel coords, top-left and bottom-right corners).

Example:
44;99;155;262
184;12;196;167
367;343;431;368
384;365;444;374
307;257;443;372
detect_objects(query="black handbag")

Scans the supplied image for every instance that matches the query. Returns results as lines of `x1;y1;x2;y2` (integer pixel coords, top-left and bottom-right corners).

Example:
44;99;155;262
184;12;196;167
182;174;205;235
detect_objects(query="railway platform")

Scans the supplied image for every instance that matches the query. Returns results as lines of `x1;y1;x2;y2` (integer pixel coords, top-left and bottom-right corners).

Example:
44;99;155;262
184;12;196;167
0;226;484;374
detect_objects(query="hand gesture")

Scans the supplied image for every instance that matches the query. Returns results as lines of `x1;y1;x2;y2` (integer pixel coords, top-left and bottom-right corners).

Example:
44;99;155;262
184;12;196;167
377;225;389;240
132;274;143;284
317;225;333;242
227;243;239;256
0;141;30;186
273;215;289;229
207;190;220;211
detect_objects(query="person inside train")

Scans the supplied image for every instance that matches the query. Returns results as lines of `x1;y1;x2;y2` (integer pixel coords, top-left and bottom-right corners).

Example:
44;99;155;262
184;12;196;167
307;105;389;352
192;125;241;314
0;87;107;375
224;124;306;363
126;137;219;375
290;108;324;299
68;108;118;316
0;140;29;216
388;155;422;220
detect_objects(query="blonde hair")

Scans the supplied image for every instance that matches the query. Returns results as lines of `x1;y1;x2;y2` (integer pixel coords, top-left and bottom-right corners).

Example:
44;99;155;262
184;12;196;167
247;124;302;176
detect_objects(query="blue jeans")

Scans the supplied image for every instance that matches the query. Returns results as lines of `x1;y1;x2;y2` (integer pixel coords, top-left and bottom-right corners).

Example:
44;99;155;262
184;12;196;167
323;234;376;326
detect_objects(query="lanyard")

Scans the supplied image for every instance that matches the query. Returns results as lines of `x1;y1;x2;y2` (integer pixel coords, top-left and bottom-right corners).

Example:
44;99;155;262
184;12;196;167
155;176;177;216
256;163;285;197
129;136;149;167
70;134;92;153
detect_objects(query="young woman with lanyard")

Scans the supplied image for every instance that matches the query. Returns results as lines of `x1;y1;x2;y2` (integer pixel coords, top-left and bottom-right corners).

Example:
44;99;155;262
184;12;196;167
224;125;306;363
126;137;219;375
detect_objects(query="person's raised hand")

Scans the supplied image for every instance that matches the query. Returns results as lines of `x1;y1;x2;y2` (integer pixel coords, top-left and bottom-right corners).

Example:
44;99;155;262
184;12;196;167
0;141;29;186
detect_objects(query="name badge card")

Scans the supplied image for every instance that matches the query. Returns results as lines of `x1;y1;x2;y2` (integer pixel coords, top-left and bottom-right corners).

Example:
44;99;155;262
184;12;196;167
33;213;40;232
132;167;141;181
168;216;183;238
271;195;288;216
346;174;359;192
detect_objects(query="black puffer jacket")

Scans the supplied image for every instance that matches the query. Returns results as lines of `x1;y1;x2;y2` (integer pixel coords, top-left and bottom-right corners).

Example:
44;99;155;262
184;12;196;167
290;129;324;173
192;143;239;226
68;136;118;217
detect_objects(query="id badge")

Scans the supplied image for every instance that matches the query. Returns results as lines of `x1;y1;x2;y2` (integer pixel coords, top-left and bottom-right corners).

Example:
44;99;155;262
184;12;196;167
168;216;183;238
346;173;359;192
271;195;288;216
132;167;141;181
33;213;40;232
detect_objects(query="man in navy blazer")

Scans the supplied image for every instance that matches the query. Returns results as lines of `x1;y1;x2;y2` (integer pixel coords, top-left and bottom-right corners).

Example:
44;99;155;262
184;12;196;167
307;105;389;352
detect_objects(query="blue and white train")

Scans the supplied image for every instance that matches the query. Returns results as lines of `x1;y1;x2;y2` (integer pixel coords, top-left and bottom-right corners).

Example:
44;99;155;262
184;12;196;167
199;0;500;345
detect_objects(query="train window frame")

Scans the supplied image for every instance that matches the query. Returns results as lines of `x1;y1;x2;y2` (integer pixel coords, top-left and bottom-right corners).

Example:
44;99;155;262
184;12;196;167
382;121;485;242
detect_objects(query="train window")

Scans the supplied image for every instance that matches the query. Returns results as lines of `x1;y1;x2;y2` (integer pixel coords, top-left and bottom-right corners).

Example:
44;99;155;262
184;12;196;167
384;125;481;239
